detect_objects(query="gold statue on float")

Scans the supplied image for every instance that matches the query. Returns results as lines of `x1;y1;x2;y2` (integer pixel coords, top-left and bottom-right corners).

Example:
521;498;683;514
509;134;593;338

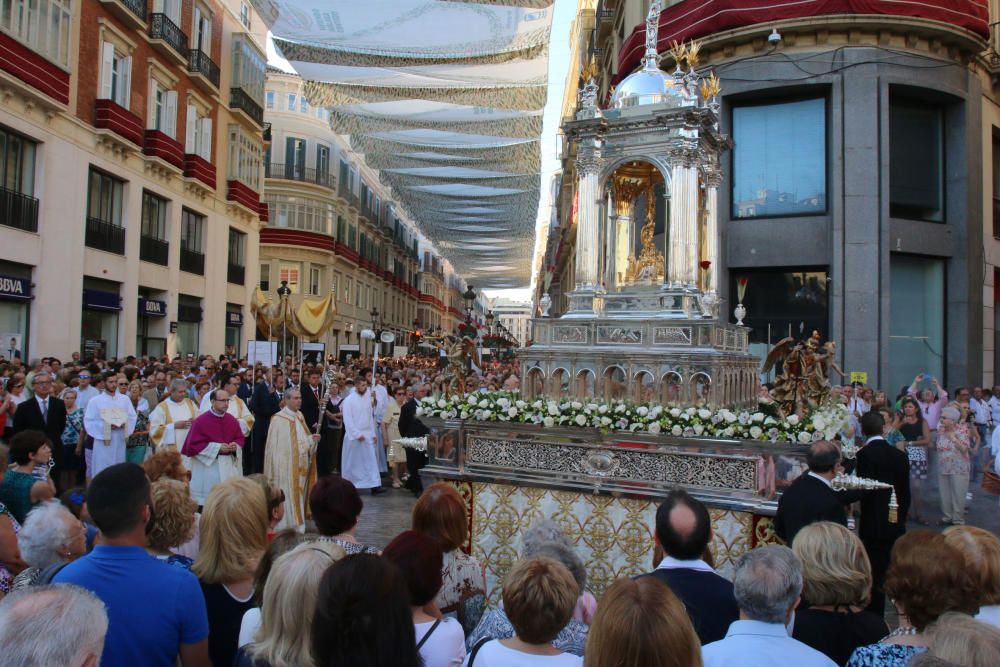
625;187;665;283
761;331;845;417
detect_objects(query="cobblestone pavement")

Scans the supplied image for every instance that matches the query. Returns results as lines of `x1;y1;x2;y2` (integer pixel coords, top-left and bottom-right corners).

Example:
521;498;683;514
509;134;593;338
353;485;419;549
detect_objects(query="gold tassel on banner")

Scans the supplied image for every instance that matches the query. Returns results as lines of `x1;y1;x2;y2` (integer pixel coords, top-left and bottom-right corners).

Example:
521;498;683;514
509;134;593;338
888;489;899;524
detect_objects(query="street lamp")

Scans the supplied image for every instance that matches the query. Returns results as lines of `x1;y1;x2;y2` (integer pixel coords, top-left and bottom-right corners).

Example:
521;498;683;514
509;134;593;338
485;310;494;334
462;285;476;322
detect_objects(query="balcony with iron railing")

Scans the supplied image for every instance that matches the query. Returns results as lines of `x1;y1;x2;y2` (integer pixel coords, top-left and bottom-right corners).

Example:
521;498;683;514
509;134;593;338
140;234;168;265
262;122;272;143
227;263;245;285
85;218;125;255
230;87;263;126
148;13;188;66
265;163;333;188
0;187;39;233
187;48;220;92
99;0;147;30
180;246;205;275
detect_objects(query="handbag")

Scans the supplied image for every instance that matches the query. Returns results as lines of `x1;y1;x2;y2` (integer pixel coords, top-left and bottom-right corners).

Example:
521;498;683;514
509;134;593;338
983;468;1000;495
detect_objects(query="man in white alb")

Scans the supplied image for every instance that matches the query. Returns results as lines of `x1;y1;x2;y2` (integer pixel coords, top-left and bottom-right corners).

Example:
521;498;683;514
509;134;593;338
84;372;136;477
341;376;385;495
263;388;319;531
148;379;199;453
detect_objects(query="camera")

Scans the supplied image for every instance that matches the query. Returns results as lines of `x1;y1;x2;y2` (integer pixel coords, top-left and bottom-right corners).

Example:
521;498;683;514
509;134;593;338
768;28;782;46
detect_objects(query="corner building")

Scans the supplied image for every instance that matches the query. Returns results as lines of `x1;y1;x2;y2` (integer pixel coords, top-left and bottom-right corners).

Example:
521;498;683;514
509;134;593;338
0;0;268;359
547;0;996;391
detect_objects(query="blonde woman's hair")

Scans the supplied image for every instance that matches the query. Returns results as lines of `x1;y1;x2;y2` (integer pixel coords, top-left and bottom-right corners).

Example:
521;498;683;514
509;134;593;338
584;577;702;667
147;479;197;552
792;521;872;607
925;612;1000;667
249;541;346;667
192;477;268;584
943;526;1000;606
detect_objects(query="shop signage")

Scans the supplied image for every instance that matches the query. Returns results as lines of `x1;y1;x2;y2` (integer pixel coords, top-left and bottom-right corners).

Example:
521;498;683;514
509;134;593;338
82;289;121;311
227;311;243;326
0;276;30;301
849;371;868;385
138;298;167;317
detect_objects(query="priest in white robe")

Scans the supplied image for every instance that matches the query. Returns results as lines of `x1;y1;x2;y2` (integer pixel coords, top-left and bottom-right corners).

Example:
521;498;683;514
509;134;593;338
198;374;255;437
341;377;384;494
148;379;199;453
183;389;245;506
263;388;318;532
84;373;137;478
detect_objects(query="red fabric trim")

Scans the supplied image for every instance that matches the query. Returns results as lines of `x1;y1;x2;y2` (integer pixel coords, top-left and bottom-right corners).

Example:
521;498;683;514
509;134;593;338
95;99;143;146
226;180;260;211
143;130;184;170
183;154;216;190
615;0;988;86
0;32;70;104
260;228;336;253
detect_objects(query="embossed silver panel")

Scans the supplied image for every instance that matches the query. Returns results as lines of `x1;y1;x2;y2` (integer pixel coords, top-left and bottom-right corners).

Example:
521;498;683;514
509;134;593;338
653;326;692;345
597;326;643;344
552;325;589;344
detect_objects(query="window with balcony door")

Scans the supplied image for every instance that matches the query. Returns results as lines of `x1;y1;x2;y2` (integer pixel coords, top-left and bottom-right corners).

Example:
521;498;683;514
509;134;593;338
316;145;330;184
180;208;205;274
192;4;212;55
87;169;123;227
0;128;36;198
0;0;72;68
185;103;212;160
285;137;305;180
231;34;265;110
140;191;169;265
227;228;246;284
309;267;321;295
890;95;945;223
265;91;275;109
286;94;296;111
148;80;177;137
227;124;263;190
300;96;309;114
259;262;270;291
100;42;132;108
344;277;352;304
239;1;250;28
279;264;299;293
152;0;181;25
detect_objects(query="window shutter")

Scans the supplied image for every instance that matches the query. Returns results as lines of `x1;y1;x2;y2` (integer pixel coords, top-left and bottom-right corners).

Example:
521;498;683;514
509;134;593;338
164;91;177;138
119;56;132;108
185;104;197;153
100;42;114;99
199;117;212;160
153;0;164;13
193;6;202;49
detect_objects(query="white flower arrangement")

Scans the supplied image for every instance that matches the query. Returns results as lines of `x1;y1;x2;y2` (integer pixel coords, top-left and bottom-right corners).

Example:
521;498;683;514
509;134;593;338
394;437;428;452
416;391;851;444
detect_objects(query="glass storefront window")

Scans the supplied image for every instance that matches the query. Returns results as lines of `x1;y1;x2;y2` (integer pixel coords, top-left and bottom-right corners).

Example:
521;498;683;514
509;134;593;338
176;322;199;356
80;310;119;359
890;96;944;222
732;97;826;219
889;255;944;394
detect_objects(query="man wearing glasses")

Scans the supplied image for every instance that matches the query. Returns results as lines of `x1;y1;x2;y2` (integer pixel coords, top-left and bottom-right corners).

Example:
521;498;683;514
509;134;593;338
11;372;68;490
83;371;137;478
74;371;100;412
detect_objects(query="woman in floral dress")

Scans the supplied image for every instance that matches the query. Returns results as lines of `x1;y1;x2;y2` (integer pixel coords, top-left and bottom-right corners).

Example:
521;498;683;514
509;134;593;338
935;406;970;526
125;380;150;465
60;389;84;489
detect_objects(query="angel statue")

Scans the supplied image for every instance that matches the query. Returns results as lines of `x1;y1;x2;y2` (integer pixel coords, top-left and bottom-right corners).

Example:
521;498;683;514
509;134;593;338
443;335;482;397
761;331;842;417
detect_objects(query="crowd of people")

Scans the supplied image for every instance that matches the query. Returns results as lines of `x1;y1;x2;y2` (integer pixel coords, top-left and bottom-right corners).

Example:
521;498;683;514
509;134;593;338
0;353;999;666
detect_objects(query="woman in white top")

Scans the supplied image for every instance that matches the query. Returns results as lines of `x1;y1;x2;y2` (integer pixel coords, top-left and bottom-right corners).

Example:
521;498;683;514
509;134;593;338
383;530;466;667
464;557;582;667
942;525;1000;629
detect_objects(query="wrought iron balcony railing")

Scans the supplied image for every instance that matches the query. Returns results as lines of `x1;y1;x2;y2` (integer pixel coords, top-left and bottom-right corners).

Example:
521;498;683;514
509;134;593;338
117;0;147;23
149;13;188;55
230;87;263;126
187;49;220;88
85;217;125;255
265;163;333;188
139;234;168;265
180;247;204;275
0;186;39;233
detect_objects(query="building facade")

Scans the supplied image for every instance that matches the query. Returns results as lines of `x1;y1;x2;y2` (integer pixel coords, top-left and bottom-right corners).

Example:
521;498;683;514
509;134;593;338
544;0;995;391
490;298;532;347
0;0;269;360
260;71;424;360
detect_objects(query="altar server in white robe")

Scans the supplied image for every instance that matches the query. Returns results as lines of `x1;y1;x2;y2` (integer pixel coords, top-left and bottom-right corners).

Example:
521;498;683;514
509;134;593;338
84;372;137;477
198;373;255;437
263;388;318;532
148;379;198;453
184;389;245;505
341;376;384;494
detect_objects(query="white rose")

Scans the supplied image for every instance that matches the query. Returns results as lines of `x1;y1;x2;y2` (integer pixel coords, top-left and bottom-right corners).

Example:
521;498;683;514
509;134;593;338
671;425;683;436
600;417;612;426
724;411;737;423
693;424;704;436
543;416;554;427
723;427;735;437
615;403;627;413
786;414;800;426
477;399;487;408
752;413;765;423
599;405;609;414
685;407;696;415
437;399;447;408
698;409;712;420
749;426;763;439
812;417;826;431
575;414;587;426
508;407;518;417
571;401;583;410
798;431;812;444
670;408;682;417
637;406;649;417
648;422;661;434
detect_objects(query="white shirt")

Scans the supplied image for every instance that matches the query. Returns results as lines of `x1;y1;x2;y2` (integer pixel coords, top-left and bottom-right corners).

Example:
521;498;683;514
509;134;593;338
970;397;991;425
416;618;466;667
807;471;833;489
656;556;716;573
977;604;1000;630
702;620;836;667
238;607;261;647
989;396;1000;424
74;385;100;411
461;641;582;667
35;394;51;416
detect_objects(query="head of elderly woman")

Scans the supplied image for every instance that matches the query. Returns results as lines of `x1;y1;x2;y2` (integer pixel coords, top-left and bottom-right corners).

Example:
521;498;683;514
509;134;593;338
18;501;87;571
520;519;587;596
939;406;961;428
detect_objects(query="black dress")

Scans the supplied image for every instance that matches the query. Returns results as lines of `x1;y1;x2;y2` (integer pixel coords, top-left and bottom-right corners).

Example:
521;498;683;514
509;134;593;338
200;581;254;667
793;607;888;666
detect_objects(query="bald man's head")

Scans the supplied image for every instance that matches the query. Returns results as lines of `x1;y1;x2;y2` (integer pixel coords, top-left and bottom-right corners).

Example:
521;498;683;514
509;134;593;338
655;490;711;560
806;441;841;474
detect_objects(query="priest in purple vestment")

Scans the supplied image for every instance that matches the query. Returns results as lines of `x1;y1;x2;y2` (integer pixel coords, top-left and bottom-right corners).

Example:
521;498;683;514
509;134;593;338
183;389;245;505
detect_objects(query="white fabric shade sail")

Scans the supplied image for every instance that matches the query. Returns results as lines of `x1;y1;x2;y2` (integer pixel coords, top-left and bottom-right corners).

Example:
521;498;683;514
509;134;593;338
265;0;553;286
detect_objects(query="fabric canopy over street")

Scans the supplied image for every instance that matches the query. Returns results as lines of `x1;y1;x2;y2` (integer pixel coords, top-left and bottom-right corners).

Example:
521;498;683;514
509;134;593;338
263;0;553;286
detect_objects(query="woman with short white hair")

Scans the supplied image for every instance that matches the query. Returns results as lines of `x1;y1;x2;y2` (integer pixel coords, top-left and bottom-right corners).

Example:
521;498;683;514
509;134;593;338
936;406;971;526
12;500;87;590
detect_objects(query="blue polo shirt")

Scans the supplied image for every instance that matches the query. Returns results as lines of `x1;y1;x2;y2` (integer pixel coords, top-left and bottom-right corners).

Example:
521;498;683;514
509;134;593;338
54;545;209;667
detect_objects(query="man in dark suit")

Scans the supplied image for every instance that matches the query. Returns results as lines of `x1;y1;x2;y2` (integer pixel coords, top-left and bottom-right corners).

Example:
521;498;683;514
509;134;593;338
775;440;862;545
236;369;253;404
12;371;67;490
300;369;324;434
248;370;284;475
639;489;739;644
856;410;910;615
398;381;430;496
